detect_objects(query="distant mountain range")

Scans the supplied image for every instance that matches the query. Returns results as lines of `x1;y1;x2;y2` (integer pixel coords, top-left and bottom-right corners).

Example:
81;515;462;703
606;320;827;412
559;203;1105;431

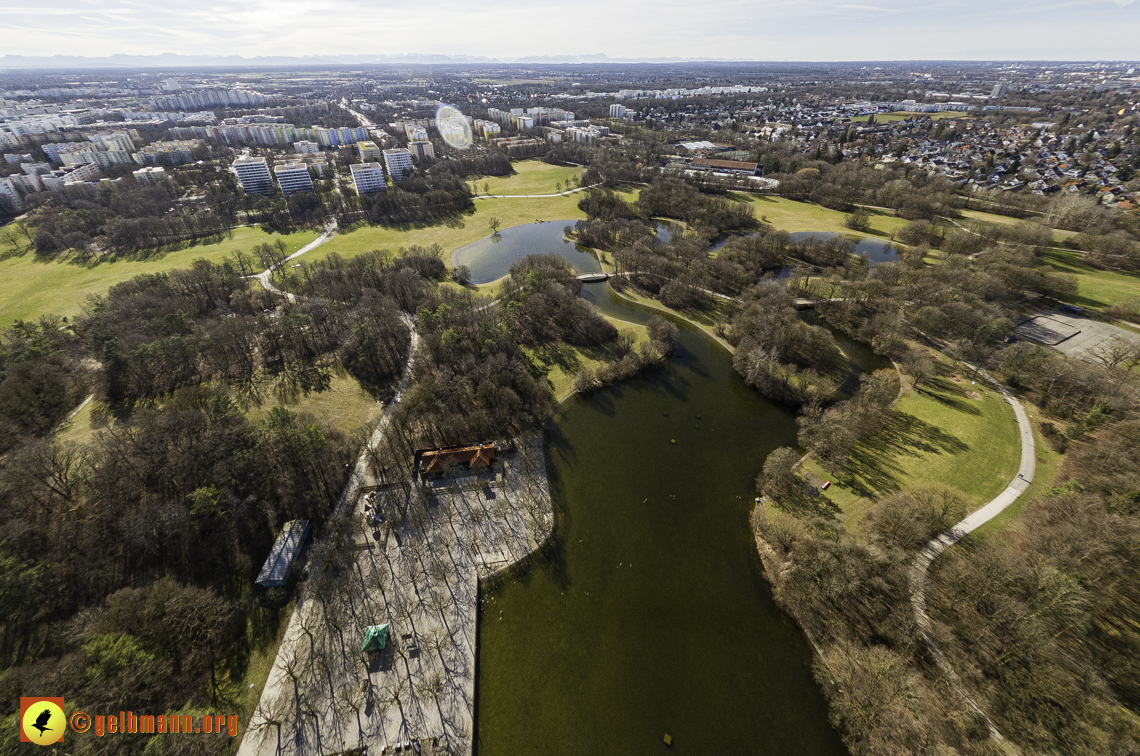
0;53;739;70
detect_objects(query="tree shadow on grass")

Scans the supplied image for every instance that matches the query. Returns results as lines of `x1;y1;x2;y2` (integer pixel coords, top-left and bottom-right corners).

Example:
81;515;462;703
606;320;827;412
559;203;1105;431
920;375;983;416
524;339;616;384
835;411;970;499
776;485;843;520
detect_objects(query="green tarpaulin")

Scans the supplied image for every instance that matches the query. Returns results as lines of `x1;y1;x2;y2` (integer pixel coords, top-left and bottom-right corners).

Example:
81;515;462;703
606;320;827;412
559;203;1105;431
361;623;389;653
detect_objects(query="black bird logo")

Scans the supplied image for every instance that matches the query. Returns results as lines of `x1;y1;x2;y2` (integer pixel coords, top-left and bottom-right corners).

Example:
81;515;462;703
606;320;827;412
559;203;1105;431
31;708;53;735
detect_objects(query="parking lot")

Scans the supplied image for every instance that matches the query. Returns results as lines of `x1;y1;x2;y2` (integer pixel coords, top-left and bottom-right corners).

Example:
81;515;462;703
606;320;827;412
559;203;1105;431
1012;311;1140;361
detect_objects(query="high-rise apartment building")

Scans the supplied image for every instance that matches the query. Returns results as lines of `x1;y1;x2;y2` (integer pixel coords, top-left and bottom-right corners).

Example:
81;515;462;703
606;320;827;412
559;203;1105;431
382;148;414;183
349;163;387;195
274;162;314;194
232;156;274;194
408;140;435;161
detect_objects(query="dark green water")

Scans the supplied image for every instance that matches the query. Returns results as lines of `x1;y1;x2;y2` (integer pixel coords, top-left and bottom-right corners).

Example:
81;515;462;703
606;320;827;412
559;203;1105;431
475;283;847;755
452;221;601;284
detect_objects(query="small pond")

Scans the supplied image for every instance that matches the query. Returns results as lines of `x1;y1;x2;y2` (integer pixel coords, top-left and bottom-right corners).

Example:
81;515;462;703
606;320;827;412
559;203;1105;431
452;221;601;285
709;231;899;267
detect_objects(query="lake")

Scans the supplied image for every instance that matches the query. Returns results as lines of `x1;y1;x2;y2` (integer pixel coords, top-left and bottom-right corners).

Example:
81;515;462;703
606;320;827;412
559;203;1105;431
474;282;848;755
452;221;601;284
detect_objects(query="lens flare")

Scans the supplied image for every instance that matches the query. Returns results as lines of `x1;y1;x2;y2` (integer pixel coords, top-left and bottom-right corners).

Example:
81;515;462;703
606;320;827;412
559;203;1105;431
436;104;472;149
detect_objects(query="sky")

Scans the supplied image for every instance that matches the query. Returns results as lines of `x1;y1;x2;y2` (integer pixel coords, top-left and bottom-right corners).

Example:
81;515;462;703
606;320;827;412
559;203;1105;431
1;0;1137;61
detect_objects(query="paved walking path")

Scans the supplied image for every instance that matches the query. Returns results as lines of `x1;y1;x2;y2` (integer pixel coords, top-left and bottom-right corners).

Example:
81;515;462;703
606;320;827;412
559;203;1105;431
910;365;1034;753
252;223;337;300
237;313;419;756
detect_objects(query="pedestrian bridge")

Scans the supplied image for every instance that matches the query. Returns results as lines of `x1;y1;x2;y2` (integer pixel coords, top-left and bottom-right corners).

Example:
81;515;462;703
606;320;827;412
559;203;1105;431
575;272;612;282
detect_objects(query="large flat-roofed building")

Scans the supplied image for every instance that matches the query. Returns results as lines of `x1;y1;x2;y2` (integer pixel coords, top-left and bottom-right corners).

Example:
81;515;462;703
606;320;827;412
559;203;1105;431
382;147;414;183
274;162;313;194
357;140;382;161
350;162;387;195
690;157;760;176
294;140;321;155
233;156;274;194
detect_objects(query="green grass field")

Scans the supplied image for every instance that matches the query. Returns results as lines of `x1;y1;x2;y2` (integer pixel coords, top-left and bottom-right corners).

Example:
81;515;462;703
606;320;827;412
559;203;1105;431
0;227;318;325
957;208;1078;244
972;402;1062;537
523;316;650;401
740;194;910;239
476;160;583;195
1041;247;1140;310
801;353;1021;535
851;111;970;123
315;194;586;265
243;373;383;438
56;373;381;447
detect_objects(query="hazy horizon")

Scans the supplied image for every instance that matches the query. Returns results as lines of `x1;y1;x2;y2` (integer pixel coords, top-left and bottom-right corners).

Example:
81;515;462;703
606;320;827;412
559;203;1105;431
3;0;1137;65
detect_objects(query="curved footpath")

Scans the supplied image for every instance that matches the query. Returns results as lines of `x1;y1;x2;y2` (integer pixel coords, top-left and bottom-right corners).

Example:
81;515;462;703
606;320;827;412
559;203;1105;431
910;365;1035;753
252;222;337;299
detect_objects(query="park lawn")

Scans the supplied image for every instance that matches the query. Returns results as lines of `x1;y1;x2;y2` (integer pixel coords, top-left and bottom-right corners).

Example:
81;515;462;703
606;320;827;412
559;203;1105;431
851;111;970;123
54;396;98;446
523;316;650;401
613;285;734;351
0;226;317;325
314;194;586;265
1041;247;1140;310
55;373;382;447
439;276;506;298
244;372;383;439
801;354;1021;536
958;208;1077;244
476;160;583;195
740;194;909;239
972;402;1063;537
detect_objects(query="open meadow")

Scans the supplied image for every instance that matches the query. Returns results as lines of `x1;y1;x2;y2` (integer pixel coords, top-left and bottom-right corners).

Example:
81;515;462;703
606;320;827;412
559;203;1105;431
0;226;317;325
800;350;1021;535
313;193;586;264
475;159;583;195
1042;246;1140;311
740;194;910;238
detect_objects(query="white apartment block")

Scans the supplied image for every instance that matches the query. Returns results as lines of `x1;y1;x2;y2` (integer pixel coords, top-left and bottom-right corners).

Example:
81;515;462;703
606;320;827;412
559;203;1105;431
609;104;628;118
350;163;387;195
232;156;274;194
294;140;321;155
88;130;137;152
274;162;314;194
382;148;414;183
357;140;382;161
132;166;168;185
408;140;435;161
0;177;22;210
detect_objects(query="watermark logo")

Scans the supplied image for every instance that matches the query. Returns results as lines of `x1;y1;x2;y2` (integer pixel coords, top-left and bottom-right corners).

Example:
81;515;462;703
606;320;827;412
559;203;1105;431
19;698;65;746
